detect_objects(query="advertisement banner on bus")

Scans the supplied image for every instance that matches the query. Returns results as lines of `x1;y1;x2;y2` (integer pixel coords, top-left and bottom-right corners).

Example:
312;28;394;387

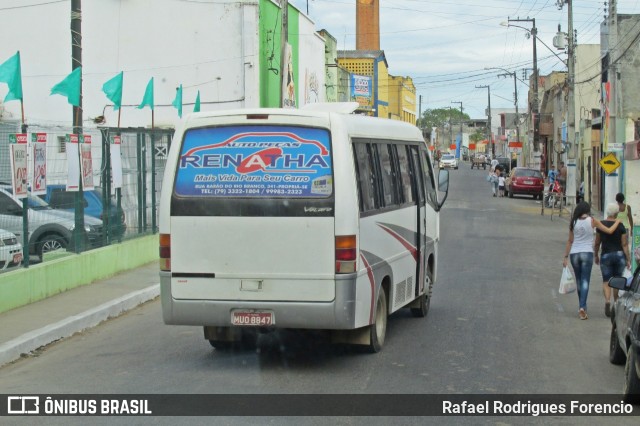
176;126;333;198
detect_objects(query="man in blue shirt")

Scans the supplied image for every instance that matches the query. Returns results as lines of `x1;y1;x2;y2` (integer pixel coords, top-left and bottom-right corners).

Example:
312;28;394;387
548;164;558;187
544;164;559;208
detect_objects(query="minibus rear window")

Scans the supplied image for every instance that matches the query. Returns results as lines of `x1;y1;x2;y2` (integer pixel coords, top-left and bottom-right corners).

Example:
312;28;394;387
175;125;333;198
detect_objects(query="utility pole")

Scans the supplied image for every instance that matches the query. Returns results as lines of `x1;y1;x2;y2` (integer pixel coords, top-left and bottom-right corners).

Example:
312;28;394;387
605;0;619;207
71;0;82;133
280;0;289;108
507;17;539;166
451;101;463;159
448;106;453;151
557;0;577;207
476;85;492;157
71;0;85;253
495;71;521;154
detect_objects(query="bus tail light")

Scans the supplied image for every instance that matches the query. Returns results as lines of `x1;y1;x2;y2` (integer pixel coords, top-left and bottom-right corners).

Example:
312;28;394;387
160;233;171;271
335;235;357;274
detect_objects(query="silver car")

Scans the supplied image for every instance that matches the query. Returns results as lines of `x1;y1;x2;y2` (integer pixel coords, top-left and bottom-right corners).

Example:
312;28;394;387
0;185;103;258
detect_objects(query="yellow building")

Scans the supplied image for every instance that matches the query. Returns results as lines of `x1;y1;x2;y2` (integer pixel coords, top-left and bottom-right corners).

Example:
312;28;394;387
337;50;389;118
388;75;416;124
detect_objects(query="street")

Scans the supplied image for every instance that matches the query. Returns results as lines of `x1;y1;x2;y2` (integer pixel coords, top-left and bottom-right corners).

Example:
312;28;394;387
0;164;635;425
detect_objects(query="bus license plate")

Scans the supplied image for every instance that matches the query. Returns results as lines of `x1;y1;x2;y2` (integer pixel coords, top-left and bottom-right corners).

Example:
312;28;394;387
231;311;274;326
13;253;23;264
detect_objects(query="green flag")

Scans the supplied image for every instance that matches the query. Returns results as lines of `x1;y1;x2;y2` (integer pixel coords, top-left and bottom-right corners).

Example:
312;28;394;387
172;84;183;118
0;51;23;102
102;71;123;111
51;67;82;107
193;90;201;113
137;77;154;110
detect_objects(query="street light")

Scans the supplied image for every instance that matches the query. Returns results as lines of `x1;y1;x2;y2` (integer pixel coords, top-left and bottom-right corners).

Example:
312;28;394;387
502;17;540;163
500;22;566;65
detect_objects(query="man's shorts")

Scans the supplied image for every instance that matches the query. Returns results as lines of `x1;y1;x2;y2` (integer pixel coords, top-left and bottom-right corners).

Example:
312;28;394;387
600;251;626;282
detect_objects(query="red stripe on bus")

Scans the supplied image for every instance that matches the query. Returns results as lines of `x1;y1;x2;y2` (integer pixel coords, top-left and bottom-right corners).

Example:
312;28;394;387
360;253;376;324
377;224;418;261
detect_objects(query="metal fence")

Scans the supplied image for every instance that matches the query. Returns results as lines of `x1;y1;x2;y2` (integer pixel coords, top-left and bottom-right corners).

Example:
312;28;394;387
0;122;173;269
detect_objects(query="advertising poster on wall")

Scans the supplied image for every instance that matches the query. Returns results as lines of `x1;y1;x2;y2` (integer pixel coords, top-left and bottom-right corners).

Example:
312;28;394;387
9;134;28;199
110;135;123;189
66;134;80;191
282;43;296;109
31;133;48;195
350;74;372;109
80;134;95;190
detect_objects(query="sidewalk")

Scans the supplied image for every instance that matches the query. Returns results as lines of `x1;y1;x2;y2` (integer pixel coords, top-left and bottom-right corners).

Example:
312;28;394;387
0;262;160;367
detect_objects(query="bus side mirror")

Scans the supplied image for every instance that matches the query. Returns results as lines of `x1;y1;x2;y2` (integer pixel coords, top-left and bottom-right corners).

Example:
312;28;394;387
437;169;450;210
438;169;449;193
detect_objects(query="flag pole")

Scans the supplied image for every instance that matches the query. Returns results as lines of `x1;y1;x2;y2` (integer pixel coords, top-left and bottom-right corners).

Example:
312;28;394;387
20;100;25;129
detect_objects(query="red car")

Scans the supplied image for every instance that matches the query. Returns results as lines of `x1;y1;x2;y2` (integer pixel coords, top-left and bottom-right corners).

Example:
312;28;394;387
505;167;544;199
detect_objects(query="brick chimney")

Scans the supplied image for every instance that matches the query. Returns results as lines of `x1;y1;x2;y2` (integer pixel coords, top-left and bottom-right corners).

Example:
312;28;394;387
356;0;379;50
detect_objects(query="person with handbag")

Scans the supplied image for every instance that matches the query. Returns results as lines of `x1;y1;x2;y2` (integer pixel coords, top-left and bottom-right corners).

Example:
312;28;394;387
488;169;499;197
562;201;621;320
594;203;631;317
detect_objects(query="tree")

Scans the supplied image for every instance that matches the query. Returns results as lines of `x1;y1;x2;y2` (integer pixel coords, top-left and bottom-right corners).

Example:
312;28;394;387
417;108;470;130
469;129;485;143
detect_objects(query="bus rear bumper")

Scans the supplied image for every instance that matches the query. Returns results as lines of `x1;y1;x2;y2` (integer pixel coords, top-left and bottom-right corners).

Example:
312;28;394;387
160;271;359;330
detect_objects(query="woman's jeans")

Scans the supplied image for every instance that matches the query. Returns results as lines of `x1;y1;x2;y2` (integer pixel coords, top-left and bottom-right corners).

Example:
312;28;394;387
570;252;594;311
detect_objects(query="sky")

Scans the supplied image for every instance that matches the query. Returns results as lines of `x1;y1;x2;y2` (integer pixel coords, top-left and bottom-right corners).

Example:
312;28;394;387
289;0;640;120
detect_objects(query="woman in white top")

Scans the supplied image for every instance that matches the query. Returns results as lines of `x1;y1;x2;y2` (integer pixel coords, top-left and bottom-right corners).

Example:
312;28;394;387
562;202;620;320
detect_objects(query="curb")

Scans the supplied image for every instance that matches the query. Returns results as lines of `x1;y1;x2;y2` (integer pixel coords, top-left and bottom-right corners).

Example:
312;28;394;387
0;284;160;368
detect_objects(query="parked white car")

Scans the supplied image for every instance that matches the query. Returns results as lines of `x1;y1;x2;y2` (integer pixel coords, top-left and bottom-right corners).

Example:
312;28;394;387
0;228;23;270
439;154;458;170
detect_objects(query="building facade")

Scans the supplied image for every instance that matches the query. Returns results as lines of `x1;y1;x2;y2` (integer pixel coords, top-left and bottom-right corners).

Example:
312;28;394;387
337;50;389;118
388;75;416;124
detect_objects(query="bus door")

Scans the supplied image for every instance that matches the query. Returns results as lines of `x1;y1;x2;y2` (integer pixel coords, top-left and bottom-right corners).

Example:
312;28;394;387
408;145;427;297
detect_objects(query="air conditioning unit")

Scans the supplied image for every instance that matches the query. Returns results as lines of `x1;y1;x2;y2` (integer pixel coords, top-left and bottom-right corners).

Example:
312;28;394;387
624;140;640;160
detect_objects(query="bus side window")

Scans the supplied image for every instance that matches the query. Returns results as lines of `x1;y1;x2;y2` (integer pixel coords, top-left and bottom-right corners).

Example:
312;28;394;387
395;145;414;205
353;142;378;212
409;146;425;206
421;149;438;208
374;143;398;207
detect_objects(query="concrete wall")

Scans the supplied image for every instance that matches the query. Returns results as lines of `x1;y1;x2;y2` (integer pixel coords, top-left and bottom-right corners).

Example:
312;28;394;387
299;20;326;107
0;0;259;129
0;235;158;315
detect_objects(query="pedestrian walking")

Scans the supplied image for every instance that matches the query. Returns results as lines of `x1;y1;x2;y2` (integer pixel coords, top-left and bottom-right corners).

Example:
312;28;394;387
616;193;634;243
498;172;506;197
488;169;499;197
490;158;499;172
562;201;621;320
594;203;631;317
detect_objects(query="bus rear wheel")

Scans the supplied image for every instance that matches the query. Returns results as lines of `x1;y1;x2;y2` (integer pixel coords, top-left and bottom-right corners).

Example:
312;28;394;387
411;270;432;318
367;289;387;353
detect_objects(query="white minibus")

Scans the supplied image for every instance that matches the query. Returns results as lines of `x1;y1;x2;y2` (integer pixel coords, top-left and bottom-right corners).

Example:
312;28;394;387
159;104;449;352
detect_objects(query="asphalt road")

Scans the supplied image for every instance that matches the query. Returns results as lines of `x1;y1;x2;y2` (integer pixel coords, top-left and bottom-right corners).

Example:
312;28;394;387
0;163;636;425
